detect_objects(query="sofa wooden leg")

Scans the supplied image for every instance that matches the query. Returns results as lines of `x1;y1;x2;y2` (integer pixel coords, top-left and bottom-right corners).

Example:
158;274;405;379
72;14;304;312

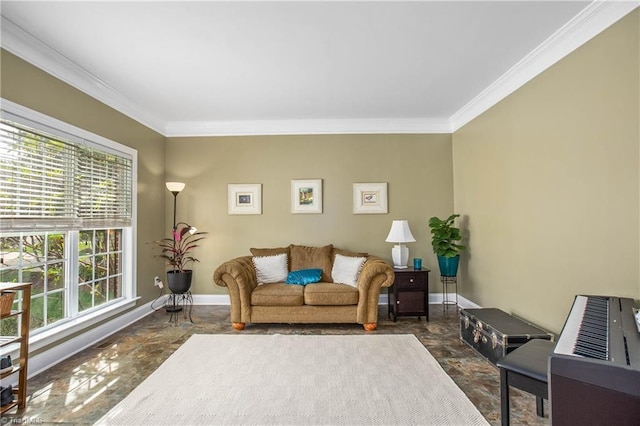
363;323;377;331
232;322;245;331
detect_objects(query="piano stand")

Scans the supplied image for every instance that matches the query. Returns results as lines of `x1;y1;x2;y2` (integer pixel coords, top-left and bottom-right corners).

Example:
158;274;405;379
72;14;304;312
496;339;555;426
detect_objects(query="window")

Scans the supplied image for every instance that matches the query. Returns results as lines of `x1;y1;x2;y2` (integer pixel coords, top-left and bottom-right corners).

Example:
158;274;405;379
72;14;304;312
78;229;123;312
1;232;66;330
0;100;136;340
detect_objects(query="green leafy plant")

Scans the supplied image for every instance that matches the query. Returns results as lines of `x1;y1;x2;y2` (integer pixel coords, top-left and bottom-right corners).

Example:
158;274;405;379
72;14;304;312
150;222;207;272
428;214;466;258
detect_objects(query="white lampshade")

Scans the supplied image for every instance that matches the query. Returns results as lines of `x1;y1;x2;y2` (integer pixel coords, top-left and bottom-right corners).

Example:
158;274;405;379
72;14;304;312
166;182;186;193
385;220;416;269
385;220;416;243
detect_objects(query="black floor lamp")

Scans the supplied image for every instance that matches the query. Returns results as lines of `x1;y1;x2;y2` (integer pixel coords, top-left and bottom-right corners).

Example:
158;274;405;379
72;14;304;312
165;181;185;313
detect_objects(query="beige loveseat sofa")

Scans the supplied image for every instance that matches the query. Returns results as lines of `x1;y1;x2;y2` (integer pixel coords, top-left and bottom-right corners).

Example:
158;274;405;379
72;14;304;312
213;244;394;331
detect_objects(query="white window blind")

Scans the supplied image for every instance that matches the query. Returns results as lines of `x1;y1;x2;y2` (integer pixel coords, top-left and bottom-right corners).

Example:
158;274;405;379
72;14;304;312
0;118;133;230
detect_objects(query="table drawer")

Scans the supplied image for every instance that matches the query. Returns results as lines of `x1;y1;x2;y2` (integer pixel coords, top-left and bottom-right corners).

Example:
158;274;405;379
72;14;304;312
394;272;425;288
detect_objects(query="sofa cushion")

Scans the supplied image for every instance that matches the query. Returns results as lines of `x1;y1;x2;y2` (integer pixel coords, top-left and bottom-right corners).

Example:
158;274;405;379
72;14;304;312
332;247;368;259
250;246;291;268
331;253;366;287
303;283;359;306
330;248;368;285
251;283;304;306
286;269;323;285
252;253;289;285
289;244;333;282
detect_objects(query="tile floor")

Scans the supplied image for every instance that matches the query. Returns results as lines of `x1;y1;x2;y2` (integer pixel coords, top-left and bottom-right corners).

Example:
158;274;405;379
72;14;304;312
2;304;549;425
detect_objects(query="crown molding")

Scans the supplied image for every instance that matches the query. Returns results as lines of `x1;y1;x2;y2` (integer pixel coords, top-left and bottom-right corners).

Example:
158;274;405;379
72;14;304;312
2;1;637;138
164;117;452;137
0;17;167;135
449;0;640;132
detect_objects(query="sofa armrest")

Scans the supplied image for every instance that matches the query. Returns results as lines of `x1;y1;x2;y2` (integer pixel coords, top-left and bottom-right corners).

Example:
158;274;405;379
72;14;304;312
212;256;257;325
356;256;395;325
357;256;394;290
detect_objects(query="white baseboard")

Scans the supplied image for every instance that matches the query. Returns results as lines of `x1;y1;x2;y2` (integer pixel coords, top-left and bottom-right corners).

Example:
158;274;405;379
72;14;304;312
426;294;481;316
192;294;230;305
15;292;479;383
376;292;481;309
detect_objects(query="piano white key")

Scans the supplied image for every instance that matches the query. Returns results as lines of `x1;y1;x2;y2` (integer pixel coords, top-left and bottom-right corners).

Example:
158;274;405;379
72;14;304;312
554;295;588;356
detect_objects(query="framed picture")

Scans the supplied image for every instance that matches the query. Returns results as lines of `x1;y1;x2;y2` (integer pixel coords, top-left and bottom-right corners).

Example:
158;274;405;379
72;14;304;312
228;184;262;215
353;182;388;214
291;179;322;214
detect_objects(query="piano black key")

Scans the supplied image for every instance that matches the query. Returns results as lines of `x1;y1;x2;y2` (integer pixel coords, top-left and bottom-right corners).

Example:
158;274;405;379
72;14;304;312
578;326;604;336
574;342;607;357
574;341;606;355
573;297;610;360
578;325;608;339
578;329;606;341
577;337;606;348
574;346;607;360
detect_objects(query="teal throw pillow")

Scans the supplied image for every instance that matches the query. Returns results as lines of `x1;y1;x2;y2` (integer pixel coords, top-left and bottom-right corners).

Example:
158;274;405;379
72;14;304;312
286;268;323;285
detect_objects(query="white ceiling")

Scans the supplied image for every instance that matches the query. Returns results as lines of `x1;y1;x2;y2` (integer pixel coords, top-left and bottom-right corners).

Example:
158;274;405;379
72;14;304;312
1;1;637;136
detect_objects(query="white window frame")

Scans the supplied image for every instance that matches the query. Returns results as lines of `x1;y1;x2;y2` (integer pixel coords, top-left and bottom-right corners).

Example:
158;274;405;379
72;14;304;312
1;99;138;354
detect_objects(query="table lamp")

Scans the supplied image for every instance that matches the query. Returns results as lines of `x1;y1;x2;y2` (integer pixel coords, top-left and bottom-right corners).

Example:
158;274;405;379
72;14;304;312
385;220;416;269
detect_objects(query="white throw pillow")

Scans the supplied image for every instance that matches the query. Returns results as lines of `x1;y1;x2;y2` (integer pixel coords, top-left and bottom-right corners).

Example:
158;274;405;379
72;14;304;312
253;253;288;284
331;253;366;287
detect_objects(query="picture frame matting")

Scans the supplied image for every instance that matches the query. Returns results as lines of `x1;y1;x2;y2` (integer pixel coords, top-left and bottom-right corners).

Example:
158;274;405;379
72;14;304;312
228;183;262;215
353;182;388;214
291;179;323;214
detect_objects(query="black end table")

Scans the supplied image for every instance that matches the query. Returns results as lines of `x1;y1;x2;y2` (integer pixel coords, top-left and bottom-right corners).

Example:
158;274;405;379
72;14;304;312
388;267;430;322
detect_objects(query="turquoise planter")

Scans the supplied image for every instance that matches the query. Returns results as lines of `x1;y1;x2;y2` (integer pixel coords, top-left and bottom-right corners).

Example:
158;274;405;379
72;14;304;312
437;255;460;277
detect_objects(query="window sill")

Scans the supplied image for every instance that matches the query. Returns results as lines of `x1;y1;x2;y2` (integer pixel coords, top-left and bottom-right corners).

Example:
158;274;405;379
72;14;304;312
3;297;140;357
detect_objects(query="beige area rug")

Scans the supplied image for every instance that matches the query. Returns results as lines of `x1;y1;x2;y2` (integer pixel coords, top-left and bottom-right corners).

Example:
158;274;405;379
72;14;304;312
96;334;489;425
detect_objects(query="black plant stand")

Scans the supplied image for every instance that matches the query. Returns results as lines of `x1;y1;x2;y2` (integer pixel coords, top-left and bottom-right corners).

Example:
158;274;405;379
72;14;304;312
441;275;458;312
165;295;182;313
167;291;193;326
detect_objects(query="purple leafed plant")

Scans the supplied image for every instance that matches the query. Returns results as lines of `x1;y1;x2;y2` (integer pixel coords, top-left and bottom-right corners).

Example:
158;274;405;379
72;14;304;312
150;222;207;272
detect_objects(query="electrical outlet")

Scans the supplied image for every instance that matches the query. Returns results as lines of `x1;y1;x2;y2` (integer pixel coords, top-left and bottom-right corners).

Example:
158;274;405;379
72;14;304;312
154;276;163;289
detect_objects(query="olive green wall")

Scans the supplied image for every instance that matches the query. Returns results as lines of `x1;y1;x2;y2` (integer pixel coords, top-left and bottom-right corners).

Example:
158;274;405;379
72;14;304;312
166;134;454;294
1;50;167;305
452;10;640;334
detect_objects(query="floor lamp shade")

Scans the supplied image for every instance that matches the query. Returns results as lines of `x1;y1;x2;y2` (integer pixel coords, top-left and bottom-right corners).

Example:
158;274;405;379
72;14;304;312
166;182;186;234
385;220;416;269
166;182;185;194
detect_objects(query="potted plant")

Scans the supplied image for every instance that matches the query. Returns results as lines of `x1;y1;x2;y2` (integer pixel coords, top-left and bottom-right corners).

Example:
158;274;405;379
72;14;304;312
150;222;207;294
428;214;466;277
